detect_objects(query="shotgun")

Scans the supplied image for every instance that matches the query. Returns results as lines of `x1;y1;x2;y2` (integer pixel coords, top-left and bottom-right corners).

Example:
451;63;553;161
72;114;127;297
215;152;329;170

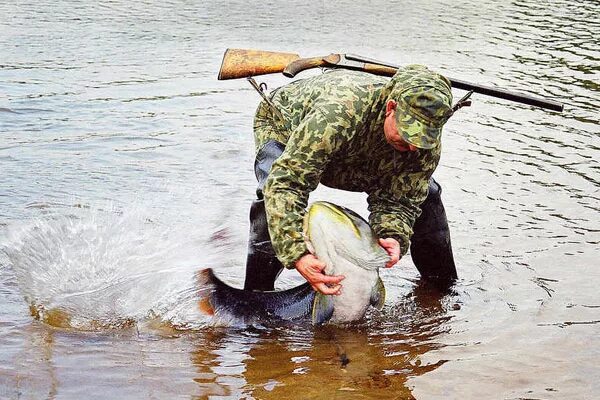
218;49;563;112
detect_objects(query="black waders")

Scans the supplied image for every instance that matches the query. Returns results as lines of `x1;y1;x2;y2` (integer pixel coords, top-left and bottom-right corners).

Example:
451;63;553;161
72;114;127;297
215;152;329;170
410;178;458;288
243;141;286;291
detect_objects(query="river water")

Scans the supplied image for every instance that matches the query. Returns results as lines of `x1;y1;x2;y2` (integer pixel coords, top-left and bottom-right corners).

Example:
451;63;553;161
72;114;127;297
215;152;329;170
1;1;598;399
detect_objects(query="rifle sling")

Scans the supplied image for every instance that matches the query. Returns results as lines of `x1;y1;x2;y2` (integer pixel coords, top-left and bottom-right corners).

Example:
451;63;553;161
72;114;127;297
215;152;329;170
247;77;286;123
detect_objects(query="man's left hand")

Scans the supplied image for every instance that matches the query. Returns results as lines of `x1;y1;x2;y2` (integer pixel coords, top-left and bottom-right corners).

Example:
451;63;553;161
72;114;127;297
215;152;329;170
379;238;400;268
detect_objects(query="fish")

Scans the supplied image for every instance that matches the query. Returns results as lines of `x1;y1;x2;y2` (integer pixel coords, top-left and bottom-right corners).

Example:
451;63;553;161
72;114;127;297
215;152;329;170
197;201;389;325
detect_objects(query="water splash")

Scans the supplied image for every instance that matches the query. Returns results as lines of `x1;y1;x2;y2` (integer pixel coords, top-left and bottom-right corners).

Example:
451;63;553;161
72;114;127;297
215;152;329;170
1;205;233;331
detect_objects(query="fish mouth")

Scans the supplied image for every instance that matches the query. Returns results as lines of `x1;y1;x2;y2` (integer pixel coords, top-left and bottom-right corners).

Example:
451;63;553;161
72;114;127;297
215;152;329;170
304;202;389;271
307;202;362;238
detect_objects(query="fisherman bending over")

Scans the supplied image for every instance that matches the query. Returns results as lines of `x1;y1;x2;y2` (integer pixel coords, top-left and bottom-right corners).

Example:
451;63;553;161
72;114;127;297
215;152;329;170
244;65;459;294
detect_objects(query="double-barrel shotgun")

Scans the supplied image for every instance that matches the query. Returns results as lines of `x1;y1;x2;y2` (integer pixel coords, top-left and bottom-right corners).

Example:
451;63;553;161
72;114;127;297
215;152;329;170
218;48;563;112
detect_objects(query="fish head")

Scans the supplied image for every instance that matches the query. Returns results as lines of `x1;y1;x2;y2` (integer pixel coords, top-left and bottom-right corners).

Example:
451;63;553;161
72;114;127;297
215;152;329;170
304;201;389;271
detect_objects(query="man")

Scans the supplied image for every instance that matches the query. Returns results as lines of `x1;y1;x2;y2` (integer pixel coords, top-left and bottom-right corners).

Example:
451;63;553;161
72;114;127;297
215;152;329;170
244;65;459;294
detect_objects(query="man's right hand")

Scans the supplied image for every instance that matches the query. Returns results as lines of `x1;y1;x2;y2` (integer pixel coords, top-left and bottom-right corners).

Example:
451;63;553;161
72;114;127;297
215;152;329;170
295;253;344;295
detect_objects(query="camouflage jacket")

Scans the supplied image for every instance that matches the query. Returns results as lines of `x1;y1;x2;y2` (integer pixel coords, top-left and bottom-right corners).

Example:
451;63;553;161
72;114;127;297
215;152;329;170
254;69;442;268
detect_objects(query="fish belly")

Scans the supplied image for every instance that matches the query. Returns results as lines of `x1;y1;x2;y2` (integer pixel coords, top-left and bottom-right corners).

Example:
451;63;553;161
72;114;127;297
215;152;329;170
329;265;378;323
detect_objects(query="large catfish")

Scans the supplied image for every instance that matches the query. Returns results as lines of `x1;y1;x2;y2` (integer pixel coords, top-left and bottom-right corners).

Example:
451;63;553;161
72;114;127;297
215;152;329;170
198;201;388;325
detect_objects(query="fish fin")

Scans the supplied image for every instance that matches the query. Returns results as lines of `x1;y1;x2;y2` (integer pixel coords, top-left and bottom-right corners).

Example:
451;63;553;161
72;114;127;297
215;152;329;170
198;297;214;316
312;293;335;325
370;276;386;310
196;269;216;315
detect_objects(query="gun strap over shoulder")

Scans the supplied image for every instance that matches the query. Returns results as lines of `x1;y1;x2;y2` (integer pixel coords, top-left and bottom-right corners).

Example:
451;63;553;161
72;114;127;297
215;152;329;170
247;78;287;128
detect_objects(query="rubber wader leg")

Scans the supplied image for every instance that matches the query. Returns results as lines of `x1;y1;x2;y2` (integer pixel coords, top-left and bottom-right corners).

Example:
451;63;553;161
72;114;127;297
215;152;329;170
244;140;286;291
410;178;458;286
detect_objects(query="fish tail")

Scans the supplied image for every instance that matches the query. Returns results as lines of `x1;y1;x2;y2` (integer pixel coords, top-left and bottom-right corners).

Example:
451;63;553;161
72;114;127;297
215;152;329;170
196;268;216;316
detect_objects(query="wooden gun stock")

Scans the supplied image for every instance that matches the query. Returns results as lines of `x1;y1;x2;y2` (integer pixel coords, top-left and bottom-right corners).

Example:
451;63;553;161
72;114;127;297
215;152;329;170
219;50;398;80
218;49;300;80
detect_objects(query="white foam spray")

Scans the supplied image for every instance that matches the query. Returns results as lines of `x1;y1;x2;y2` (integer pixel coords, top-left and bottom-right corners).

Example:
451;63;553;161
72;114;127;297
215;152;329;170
1;201;244;331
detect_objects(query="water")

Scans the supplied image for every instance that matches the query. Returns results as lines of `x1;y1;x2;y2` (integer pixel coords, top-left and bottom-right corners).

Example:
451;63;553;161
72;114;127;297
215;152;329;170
1;0;599;398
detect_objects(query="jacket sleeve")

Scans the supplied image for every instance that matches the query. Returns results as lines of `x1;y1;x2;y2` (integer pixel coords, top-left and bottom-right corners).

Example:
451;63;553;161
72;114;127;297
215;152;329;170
367;150;440;255
263;107;348;268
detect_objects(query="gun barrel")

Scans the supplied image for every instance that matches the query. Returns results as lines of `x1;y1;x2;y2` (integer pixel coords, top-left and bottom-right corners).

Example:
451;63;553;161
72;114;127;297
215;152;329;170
346;54;563;112
448;78;563;112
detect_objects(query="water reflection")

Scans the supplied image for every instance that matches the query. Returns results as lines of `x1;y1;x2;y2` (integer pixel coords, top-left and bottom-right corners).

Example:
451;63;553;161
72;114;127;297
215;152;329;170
3;323;59;400
190;282;454;399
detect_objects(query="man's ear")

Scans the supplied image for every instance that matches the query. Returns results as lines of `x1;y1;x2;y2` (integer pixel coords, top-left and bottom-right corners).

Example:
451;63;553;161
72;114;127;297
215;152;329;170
386;100;397;116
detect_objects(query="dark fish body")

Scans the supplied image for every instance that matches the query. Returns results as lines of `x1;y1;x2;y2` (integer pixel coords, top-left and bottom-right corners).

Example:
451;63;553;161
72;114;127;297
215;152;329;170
198;269;315;324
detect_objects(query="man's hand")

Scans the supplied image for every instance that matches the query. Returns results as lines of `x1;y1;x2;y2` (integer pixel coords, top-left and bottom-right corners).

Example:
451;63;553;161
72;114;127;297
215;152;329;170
379;238;400;268
295;253;344;295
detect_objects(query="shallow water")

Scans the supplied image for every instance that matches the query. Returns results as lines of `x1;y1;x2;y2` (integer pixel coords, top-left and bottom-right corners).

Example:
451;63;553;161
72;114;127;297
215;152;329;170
1;0;599;399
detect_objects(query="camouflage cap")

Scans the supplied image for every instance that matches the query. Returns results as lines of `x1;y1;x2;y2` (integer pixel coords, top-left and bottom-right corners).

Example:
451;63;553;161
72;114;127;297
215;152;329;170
389;65;453;149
